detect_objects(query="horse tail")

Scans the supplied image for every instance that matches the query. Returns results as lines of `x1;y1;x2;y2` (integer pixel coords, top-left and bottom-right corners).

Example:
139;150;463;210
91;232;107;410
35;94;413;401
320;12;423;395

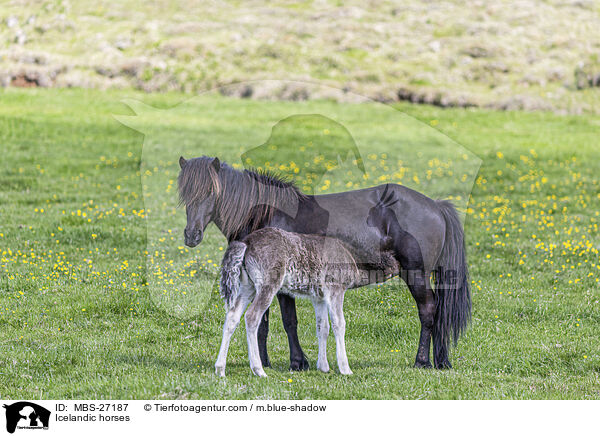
220;241;248;308
433;200;471;364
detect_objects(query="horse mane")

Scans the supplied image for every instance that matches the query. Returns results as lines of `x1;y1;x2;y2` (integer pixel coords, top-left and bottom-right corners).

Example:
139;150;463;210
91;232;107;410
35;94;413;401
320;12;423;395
178;156;306;239
178;157;221;206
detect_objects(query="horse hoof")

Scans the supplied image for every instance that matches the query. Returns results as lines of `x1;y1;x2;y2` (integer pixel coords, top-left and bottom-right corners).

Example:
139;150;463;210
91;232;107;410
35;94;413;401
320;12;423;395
252;367;267;377
339;368;353;375
435;360;452;370
414;361;433;369
290;355;310;371
317;363;330;373
215;366;226;377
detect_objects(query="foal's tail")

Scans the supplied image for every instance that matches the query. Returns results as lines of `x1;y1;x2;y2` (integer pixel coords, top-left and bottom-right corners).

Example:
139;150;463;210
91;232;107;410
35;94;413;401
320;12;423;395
220;241;248;308
433;200;471;364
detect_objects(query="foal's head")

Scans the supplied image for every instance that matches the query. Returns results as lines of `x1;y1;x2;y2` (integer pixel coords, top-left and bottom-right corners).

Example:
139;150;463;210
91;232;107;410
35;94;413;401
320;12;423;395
178;156;221;247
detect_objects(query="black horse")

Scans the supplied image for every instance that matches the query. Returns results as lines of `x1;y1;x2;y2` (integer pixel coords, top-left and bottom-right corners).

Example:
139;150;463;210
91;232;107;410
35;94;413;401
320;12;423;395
178;156;470;369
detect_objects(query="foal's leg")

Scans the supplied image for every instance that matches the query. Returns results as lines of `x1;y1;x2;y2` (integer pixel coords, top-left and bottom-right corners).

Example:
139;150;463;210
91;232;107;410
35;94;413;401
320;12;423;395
245;286;278;377
327;290;352;375
277;293;309;371
311;298;330;373
215;289;253;377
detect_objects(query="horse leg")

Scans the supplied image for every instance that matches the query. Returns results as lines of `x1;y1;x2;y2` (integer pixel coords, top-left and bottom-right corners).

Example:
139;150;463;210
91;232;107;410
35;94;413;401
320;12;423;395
257;309;271;368
215;289;252;377
389;229;436;368
277;293;309;371
245;286;277;377
311;298;330;373
327;290;352;375
405;268;435;368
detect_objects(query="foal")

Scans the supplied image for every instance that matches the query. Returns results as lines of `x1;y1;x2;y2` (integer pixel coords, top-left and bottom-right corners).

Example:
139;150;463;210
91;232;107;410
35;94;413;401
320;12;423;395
215;227;360;377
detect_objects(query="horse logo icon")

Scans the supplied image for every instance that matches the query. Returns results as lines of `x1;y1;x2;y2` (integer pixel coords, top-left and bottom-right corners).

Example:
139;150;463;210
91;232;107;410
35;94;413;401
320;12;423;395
3;402;50;434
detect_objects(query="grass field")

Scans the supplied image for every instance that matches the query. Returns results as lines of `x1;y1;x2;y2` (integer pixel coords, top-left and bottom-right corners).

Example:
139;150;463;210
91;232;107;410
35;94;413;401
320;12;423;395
1;87;599;399
2;0;600;113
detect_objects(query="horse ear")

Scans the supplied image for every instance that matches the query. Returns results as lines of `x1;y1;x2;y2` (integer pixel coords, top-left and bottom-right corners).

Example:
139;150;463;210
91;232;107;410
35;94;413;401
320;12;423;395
352;147;366;174
179;156;187;169
211;157;221;172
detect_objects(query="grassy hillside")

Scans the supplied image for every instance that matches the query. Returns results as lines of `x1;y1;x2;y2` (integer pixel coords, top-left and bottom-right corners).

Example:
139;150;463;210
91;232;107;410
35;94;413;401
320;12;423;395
1;1;599;113
0;88;599;399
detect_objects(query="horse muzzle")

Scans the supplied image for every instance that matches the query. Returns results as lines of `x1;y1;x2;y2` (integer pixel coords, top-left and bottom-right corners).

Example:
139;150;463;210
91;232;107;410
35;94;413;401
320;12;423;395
184;229;203;247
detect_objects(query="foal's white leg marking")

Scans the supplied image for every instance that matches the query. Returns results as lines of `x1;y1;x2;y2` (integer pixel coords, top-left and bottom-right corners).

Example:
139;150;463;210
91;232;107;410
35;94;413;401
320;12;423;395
215;286;252;377
328;291;352;375
312;297;330;373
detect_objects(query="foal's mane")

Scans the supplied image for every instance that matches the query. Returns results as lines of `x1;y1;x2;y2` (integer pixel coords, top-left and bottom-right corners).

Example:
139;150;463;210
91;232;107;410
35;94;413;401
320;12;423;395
178;157;306;239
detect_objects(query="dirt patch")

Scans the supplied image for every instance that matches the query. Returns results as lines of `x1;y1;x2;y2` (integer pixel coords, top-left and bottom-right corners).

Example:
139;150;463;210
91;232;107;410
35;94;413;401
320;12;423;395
11;74;39;87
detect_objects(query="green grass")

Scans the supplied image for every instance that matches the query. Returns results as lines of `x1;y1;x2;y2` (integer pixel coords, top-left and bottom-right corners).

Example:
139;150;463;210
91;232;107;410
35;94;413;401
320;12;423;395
0;87;599;399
